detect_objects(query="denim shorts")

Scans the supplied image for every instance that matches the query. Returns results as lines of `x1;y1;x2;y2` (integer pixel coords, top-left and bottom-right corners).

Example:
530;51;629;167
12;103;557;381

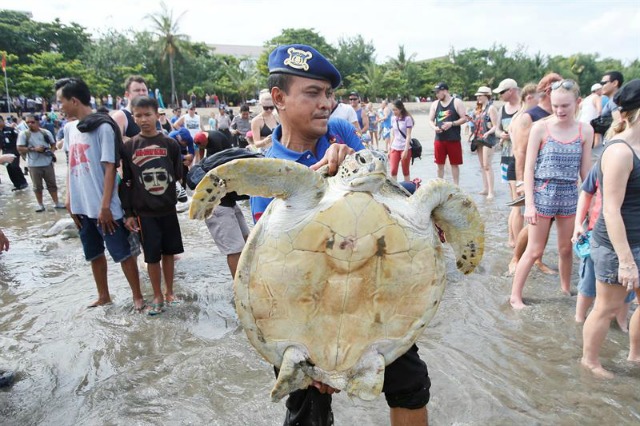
78;215;132;263
577;255;635;303
591;239;640;287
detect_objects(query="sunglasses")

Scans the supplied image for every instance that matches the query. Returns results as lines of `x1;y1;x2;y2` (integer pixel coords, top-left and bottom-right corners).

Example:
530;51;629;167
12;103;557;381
551;80;577;91
499;89;509;95
349;98;358;101
263;106;275;111
599;80;610;86
26;121;36;125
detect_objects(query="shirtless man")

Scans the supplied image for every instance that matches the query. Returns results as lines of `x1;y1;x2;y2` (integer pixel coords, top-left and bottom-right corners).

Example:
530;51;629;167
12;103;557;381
111;75;149;140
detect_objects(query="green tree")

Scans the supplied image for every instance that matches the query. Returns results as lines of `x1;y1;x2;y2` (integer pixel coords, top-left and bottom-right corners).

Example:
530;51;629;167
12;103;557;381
333;35;376;88
146;1;189;107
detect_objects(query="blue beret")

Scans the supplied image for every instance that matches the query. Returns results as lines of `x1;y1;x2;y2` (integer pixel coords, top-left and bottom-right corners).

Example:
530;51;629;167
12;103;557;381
268;44;341;89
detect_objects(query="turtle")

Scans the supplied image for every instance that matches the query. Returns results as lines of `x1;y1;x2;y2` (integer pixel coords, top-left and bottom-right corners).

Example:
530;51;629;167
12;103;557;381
189;149;484;402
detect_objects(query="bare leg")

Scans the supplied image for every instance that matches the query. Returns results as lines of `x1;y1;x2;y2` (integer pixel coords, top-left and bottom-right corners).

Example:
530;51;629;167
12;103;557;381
629;296;640;362
147;262;164;305
227;253;241;278
510;217;552;309
89;254;111;307
576;294;595;323
616;302;630;333
509;225;529;275
390;406;428;426
555;216;575;295
582;281;627;377
120;255;145;310
162;254;176;302
477;146;487;195
34;190;44;206
49;190;60;205
451;165;460;186
483;147;495;199
436;164;445;179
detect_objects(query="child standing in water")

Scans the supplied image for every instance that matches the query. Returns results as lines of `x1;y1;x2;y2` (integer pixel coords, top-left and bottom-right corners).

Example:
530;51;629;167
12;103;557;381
510;80;593;309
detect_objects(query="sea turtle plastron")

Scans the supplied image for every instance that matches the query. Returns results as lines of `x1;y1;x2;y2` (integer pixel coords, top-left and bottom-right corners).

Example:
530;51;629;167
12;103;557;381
189;150;484;402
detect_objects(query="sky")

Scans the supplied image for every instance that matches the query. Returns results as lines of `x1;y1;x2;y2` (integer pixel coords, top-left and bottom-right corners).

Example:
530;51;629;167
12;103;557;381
3;0;640;64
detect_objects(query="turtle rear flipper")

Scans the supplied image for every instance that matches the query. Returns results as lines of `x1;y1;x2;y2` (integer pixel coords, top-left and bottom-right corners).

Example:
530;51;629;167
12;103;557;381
411;179;484;274
271;346;314;402
189;158;327;220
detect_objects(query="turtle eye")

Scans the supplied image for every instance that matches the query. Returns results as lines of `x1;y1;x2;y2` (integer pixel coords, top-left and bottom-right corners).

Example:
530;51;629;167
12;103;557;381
355;153;366;164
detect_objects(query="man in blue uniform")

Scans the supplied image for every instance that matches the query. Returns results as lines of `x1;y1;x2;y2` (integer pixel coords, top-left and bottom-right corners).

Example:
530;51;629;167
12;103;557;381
252;44;431;426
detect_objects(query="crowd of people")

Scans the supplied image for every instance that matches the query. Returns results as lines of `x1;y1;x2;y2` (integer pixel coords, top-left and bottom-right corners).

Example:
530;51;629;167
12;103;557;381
1;41;639;424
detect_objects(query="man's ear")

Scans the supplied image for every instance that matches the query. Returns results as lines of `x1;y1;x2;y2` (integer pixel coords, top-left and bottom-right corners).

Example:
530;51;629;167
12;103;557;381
272;87;285;110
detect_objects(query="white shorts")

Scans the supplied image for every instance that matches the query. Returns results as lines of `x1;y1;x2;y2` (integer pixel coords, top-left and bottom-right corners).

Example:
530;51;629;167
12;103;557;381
205;204;250;255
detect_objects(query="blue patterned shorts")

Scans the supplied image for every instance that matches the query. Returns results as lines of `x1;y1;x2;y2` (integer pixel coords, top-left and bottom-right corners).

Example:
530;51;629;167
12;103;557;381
533;179;578;218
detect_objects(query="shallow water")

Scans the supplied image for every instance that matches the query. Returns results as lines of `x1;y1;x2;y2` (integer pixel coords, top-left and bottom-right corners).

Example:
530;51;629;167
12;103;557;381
1;114;639;425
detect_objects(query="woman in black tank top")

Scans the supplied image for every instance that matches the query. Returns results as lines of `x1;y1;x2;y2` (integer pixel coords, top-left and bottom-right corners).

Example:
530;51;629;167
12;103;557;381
581;79;640;378
251;92;279;151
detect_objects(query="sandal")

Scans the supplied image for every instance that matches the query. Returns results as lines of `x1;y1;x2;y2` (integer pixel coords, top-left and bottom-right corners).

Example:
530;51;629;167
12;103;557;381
147;302;165;316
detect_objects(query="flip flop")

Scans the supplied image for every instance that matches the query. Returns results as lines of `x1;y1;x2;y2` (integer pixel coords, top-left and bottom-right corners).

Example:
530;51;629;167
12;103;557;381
147;303;164;317
165;299;182;307
133;302;148;313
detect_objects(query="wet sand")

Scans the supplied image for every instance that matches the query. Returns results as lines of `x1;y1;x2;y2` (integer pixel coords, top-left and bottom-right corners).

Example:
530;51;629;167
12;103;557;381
0;106;639;425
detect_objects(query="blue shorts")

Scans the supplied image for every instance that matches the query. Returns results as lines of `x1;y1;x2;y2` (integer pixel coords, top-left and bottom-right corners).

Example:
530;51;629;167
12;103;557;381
78;215;132;263
591;240;640;302
579;255;636;303
533;179;578;218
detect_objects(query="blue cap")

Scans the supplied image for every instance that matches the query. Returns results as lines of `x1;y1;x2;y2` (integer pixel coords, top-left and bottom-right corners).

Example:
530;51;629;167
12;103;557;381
169;127;192;144
268;44;341;89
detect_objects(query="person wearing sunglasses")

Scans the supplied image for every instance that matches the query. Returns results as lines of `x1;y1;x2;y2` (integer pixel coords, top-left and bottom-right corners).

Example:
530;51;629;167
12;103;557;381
581;79;640;378
250;90;279;151
510;79;594;310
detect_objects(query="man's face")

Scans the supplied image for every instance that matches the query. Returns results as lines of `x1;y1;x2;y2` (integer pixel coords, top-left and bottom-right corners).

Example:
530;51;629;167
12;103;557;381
435;89;446;101
349;95;359;108
56;89;75;117
25;117;39;131
141;167;170;195
241;111;250;119
600;75;616;96
132;106;159;134
279;76;332;139
126;81;148;101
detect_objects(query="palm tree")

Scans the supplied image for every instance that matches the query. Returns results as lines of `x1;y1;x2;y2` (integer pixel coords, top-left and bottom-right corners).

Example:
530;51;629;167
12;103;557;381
146;1;189;107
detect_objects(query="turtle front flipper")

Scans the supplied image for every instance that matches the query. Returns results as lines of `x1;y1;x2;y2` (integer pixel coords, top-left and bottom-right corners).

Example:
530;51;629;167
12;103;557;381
189;158;326;220
271;346;314;402
411;179;484;274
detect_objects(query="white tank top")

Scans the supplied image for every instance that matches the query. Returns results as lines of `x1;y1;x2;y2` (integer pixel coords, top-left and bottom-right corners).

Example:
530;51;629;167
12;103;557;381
183;114;201;137
579;95;599;123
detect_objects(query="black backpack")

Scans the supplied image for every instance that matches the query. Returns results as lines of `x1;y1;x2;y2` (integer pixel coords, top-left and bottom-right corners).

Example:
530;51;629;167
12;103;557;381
394;119;422;164
186;148;263;203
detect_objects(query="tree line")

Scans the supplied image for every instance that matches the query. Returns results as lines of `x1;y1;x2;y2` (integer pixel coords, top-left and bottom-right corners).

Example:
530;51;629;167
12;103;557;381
1;8;639;108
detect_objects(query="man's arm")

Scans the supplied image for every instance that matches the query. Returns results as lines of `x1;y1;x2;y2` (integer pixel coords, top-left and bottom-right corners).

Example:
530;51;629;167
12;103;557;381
513;113;533;183
428;102;439;131
111;110;128;139
173;115;185;130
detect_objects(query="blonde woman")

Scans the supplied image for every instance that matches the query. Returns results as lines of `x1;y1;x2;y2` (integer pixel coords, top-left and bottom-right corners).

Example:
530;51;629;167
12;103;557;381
581;79;640;378
510;80;593;309
250;91;279;151
471;86;499;199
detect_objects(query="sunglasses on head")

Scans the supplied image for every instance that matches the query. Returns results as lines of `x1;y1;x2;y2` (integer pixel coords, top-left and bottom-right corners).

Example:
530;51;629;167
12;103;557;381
551;80;577;91
263;106;275;111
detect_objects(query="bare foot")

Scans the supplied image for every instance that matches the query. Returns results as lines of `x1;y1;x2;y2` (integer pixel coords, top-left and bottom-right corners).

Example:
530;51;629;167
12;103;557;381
133;298;146;313
580;358;614;379
478;190;488;195
88;298;112;308
628;355;640;363
535;261;558;275
575;316;585;324
486;193;495;200
507;240;516;248
510;298;526;310
508;258;518;275
616;320;629;333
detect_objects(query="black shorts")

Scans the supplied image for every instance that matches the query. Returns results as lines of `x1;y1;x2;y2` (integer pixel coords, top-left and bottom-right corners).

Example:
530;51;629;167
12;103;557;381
502;156;516;181
280;344;430;425
138;213;184;263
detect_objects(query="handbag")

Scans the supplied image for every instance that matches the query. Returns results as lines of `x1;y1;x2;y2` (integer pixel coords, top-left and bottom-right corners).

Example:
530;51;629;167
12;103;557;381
590;115;613;135
395;120;421;164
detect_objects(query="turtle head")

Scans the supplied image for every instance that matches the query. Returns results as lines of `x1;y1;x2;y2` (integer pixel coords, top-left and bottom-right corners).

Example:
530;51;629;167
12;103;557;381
336;150;388;191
